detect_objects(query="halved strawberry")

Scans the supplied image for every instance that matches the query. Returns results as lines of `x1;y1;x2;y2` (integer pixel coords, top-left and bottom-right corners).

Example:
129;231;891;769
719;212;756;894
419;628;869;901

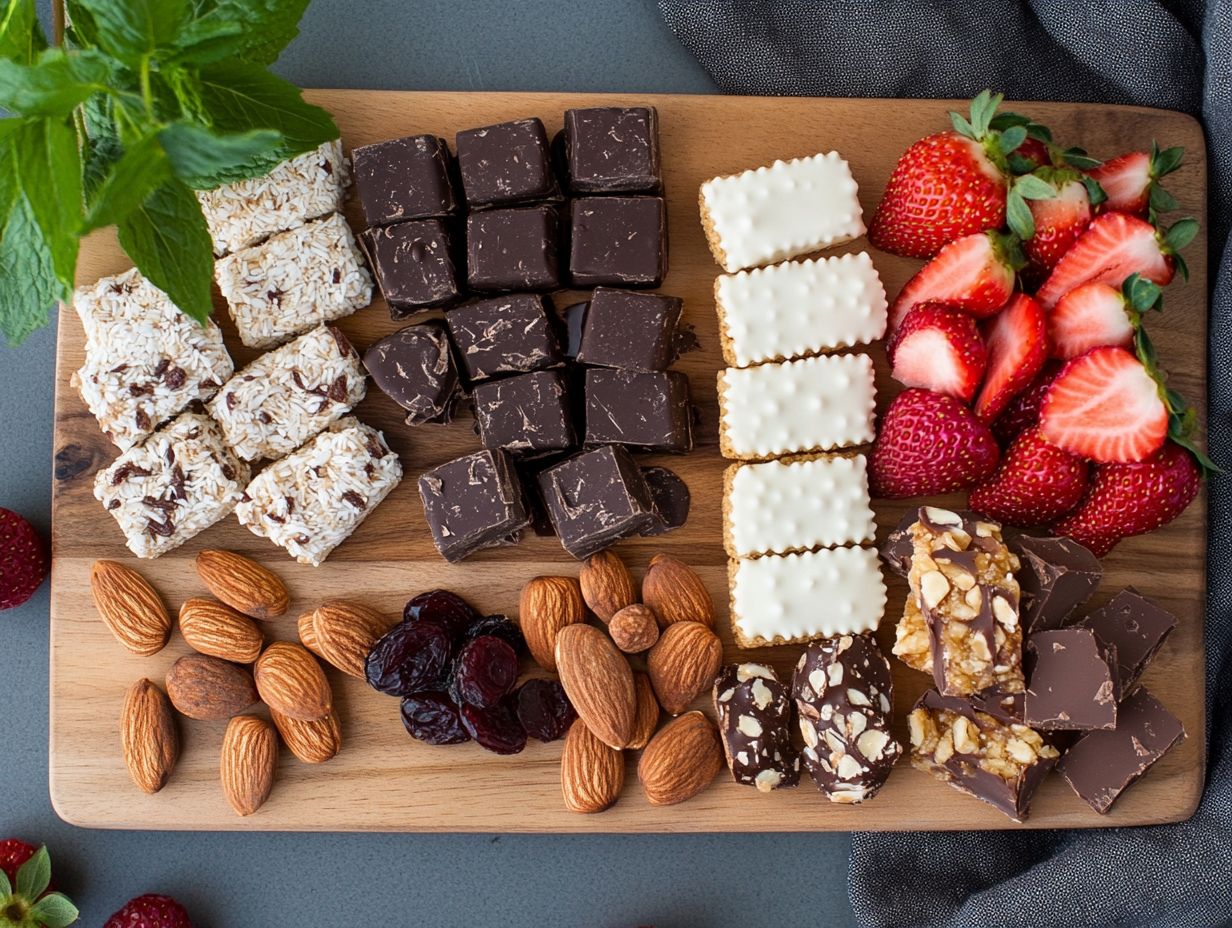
1086;143;1184;218
889;302;987;402
887;230;1021;333
1049;274;1162;360
968;427;1089;527
973;293;1047;422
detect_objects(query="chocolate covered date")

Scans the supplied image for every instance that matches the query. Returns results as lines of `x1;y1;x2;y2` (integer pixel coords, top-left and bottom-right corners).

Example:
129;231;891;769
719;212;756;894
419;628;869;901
713;663;799;792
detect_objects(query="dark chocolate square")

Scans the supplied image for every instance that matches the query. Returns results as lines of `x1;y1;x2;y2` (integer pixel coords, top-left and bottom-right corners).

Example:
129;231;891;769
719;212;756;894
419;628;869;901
569;196;667;288
352;135;458;226
1025;628;1119;731
455;118;558;208
562;106;661;194
365;219;461;315
363;321;461;426
537;445;657;558
445;294;561;382
1075;588;1177;693
417;449;530;562
576;287;682;371
467;206;561;292
473;370;575;456
1017;535;1102;632
584;368;693;453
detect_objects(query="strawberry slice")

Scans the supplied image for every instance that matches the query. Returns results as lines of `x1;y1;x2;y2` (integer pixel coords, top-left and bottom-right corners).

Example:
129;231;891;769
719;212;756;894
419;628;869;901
968;427;1089;527
1048;273;1163;360
1085;144;1184;218
889;302;987;402
991;360;1063;444
973;293;1047;422
887;230;1021;333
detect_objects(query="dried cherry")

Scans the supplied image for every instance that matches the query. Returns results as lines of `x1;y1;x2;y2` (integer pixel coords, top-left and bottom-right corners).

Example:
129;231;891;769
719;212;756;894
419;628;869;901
459;700;527;755
401;691;470;745
452;635;519;708
403;589;478;643
466;613;527;655
364;619;451;696
515;678;575;742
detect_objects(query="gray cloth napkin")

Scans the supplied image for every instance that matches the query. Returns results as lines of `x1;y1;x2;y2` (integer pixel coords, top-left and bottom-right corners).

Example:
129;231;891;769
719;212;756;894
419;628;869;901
657;2;1232;926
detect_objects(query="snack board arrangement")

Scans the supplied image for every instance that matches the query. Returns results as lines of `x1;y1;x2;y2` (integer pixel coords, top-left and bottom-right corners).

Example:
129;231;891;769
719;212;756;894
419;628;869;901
48;91;1208;832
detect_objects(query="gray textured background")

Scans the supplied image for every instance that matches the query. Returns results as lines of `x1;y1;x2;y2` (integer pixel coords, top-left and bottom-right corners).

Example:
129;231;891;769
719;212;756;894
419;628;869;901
2;2;860;925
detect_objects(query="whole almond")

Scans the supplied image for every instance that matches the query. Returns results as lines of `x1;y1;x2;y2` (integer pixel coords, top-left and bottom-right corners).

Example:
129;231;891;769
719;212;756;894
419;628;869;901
165;654;258;720
554;623;636;749
90;560;171;656
628;671;661;750
642;554;714;628
271;708;342;764
519;576;585;670
220;715;277;816
638;711;724;806
254;641;331;721
312;599;392;678
179;598;263;664
609;604;660;654
647;621;724;716
195;549;289;620
579;550;636;623
561;720;624;813
297;610;325;658
120;678;178;794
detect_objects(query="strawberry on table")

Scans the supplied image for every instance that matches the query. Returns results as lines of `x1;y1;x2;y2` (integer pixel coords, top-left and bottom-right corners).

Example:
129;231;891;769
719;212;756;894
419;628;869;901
102;894;191;928
0;508;48;611
0;842;78;927
969;427;1089;527
991;360;1063;444
1086;143;1184;219
1049;273;1162;360
888;302;987;402
973;293;1048;423
887;230;1021;333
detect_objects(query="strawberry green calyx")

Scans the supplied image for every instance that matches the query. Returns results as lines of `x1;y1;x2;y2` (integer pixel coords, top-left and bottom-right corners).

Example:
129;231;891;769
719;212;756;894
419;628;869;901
949;90;1028;173
1159;217;1199;281
987;228;1028;274
0;847;78;928
1147;142;1185;219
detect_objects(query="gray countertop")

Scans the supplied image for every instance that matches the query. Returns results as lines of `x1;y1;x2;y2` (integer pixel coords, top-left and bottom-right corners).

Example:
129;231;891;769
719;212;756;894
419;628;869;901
4;2;858;924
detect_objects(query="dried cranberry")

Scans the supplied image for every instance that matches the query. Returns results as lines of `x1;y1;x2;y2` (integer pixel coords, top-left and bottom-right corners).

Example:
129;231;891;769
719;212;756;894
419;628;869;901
364;620;451;696
452;636;519;708
459;700;527;755
515;679;575;742
404;589;478;643
401;691;469;745
466;613;527;655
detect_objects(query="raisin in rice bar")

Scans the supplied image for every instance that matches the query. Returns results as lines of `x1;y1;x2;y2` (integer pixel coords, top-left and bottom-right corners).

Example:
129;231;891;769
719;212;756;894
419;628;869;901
715;252;888;368
698;152;864;273
94;412;249;559
215;212;372;349
235;417;402;566
713;663;800;792
207;326;366;462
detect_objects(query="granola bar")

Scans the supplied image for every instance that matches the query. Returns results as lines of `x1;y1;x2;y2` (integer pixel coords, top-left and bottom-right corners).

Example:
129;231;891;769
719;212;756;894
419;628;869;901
713;663;800;793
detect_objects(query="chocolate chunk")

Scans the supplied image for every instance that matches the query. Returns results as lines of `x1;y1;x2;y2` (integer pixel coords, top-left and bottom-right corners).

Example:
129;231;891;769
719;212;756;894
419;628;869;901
583;368;693;453
455;118;558;208
568;196;667;288
1025;628;1119;731
1075;588;1177;693
1017;535;1102;632
639;465;690;536
352;134;459;226
558;300;588;360
576;288;682;371
561;106;661;194
445;294;561;382
365;219;461;314
472;370;575;456
881;509;986;578
466;205;561;292
1056;686;1185;813
536;445;657;559
417;449;531;562
363;322;461;426
713;663;800;792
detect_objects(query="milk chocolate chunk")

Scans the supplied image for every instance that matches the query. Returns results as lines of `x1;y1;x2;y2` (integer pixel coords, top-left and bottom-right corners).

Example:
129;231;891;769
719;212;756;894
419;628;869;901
472;370;574;456
576;288;682;371
1057;686;1185;813
561;106;661;194
1025;628;1119;731
569;196;667;288
639;465;690;536
583;368;693;453
455;117;558;208
466;205;561;292
1017;535;1102;632
418;449;530;562
446;294;561;382
713;663;800;792
352;134;459;226
1075;588;1177;692
365;219;461;315
536;444;657;559
362;322;461;426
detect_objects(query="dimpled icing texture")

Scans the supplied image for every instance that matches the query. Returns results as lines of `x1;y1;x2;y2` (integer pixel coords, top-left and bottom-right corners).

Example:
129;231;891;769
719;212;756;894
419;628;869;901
715;252;888;367
700;152;865;273
731;547;886;644
717;353;876;460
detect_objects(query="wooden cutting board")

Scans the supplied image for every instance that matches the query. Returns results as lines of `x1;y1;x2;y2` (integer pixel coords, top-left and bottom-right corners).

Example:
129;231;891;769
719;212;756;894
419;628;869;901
49;91;1208;832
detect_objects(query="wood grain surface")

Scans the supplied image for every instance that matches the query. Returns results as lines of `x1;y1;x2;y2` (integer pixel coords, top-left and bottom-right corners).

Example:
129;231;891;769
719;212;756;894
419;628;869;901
49;91;1208;832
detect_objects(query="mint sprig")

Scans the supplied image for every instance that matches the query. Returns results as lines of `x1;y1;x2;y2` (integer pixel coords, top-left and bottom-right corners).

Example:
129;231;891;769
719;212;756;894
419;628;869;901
0;0;338;345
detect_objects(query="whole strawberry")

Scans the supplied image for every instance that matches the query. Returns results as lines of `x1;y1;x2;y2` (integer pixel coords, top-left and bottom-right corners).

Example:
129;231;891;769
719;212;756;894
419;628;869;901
0;509;48;610
102;894;191;928
1006;170;1099;272
0;842;78;927
869;388;1001;499
969;428;1089;527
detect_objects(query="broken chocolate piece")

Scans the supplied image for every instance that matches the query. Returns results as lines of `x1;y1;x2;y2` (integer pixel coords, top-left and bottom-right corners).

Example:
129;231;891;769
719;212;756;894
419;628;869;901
363;322;461;426
536;444;657;559
561;106;661;194
1017;534;1102;632
1075;588;1177;692
1025;628;1119;731
417;449;530;562
466;205;561;292
455;117;558;208
352;134;459;226
472;370;575;456
583;368;693;453
639;465;690;536
576;288;682;372
713;663;800;792
880;508;984;578
445;294;562;382
568;196;667;288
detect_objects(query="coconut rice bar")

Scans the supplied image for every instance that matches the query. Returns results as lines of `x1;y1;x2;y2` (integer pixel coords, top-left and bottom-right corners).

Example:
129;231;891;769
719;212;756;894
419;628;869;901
715;252;888;368
94;412;249;558
70;268;233;450
214;212;372;349
197;139;349;256
206;326;367;462
698;152;865;273
235;417;402;566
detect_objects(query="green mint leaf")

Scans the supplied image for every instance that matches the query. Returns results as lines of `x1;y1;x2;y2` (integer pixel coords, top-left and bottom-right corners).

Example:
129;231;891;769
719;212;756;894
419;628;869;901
28;892;79;928
179;0;310;66
0;859;11;896
117;177;213;323
0;0;48;64
84;132;170;231
1005;190;1035;240
14;117;82;292
158;121;282;188
15;846;51;901
70;0;189;63
80;92;124;197
0;193;59;344
0;48;113;117
160;14;246;65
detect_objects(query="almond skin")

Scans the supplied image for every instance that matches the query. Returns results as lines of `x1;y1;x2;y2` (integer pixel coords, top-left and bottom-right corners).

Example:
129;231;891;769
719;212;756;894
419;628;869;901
165;654;258;720
519;576;586;671
297;610;325;659
254;641;332;721
120;678;178;794
312;599;392;679
178;597;263;664
579;550;637;623
271;709;341;764
220;715;278;816
647;621;724;715
609;604;661;654
642;554;714;628
195;549;289;620
638;711;724;806
628;671;662;750
561;719;625;813
90;560;171;656
554;623;636;749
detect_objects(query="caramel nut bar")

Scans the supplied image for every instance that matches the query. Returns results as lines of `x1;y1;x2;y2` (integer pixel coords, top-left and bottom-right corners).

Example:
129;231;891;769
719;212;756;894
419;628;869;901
713;663;800;793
